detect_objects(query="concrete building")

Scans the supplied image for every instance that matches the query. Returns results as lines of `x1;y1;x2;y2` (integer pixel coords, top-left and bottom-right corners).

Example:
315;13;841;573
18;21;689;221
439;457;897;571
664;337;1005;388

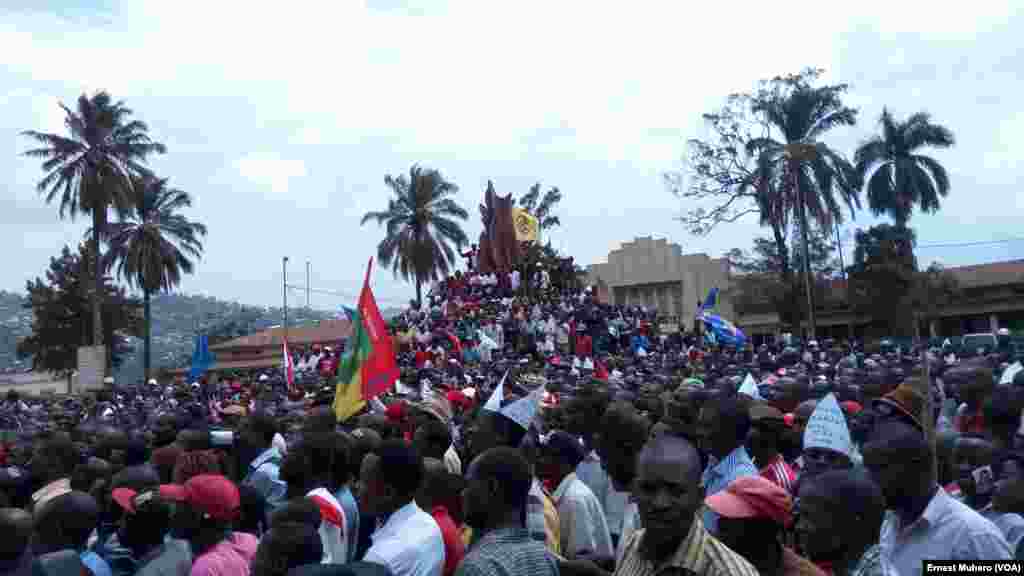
587;237;734;328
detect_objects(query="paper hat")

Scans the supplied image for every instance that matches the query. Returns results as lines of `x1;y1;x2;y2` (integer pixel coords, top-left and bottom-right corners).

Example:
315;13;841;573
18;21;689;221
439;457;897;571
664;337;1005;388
482;370;508;413
738;373;763;401
1001;362;1022;385
500;387;543;430
802;393;853;458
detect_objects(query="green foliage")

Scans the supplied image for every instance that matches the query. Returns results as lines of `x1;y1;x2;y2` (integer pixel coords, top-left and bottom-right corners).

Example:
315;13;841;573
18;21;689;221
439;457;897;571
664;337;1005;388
22;91;166;349
855;108;955;225
17;244;143;376
726;226;840;319
516;183;563;230
361;164;470;306
847;224;958;338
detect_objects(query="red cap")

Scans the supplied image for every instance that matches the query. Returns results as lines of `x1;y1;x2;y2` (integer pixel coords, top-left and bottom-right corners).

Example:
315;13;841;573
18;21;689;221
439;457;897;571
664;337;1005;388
783;413;796;427
159;474;239;521
112;487;160;515
704;475;793;526
841;400;863;415
385;402;405;422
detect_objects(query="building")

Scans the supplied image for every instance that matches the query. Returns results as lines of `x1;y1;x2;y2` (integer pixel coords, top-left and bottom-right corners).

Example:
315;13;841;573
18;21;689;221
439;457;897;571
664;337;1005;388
587;237;735;329
735;259;1024;343
589;237;1024;343
0;371;78;396
173;319;352;377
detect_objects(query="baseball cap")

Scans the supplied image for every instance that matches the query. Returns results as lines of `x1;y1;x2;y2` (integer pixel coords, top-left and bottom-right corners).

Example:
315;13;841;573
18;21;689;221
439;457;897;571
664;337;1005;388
704;475;792;526
159;474;240;521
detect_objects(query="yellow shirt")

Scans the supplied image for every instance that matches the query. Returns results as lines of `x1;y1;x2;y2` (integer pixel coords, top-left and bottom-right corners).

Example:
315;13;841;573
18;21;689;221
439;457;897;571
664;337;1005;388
614;517;759;576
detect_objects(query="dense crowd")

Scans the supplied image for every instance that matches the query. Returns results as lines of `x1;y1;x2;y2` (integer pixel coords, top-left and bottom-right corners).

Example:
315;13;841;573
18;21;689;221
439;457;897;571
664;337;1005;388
3;260;1024;576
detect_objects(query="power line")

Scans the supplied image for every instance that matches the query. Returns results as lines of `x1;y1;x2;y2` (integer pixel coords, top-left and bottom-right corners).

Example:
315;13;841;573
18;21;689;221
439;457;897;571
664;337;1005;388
284;283;408;305
916;237;1024;250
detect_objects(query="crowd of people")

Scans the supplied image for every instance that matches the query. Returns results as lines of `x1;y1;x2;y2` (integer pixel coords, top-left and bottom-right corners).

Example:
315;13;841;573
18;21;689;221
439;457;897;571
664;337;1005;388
2;259;1024;576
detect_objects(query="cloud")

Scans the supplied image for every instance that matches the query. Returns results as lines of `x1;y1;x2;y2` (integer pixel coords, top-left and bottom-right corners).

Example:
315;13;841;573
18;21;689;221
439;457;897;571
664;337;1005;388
234;154;307;195
1;1;1023;309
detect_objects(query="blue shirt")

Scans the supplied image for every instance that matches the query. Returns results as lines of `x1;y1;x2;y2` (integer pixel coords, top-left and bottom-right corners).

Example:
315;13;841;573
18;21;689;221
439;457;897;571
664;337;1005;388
243;447;287;519
81;550;112;576
335;486;361;563
701;446;757;535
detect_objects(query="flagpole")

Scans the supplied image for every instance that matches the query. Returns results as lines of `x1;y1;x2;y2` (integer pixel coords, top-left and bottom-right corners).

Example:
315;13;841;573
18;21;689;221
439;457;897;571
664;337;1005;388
283;256;289;350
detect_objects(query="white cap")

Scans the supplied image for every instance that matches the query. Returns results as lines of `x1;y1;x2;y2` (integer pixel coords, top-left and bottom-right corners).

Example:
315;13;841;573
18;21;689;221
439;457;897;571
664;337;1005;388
103;376;114;385
482;371;508;412
147;379;158;386
258;374;269;382
499;387;543;430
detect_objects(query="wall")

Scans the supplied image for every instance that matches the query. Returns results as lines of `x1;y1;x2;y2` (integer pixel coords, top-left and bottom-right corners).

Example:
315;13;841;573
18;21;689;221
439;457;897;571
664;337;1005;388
587;237;734;322
0;371;81;395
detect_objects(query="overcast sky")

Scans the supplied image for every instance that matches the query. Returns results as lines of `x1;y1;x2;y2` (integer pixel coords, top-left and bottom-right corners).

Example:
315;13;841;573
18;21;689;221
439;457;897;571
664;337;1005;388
2;1;1022;312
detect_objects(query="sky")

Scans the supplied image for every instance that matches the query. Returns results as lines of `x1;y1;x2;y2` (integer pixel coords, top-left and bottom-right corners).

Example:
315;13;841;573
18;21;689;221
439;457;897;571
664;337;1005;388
2;1;1022;312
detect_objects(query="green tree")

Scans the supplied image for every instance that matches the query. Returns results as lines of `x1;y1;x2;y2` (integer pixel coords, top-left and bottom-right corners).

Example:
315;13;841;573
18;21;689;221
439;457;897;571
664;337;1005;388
847;224;918;338
100;175;206;381
18;244;143;389
516;182;563;231
855;108;955;225
21;92;165;368
748;68;862;337
726;226;839;319
361;165;469;308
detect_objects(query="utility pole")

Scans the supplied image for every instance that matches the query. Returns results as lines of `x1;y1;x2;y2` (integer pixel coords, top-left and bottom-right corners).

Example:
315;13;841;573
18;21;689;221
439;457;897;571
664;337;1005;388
306;260;311;309
283;257;289;345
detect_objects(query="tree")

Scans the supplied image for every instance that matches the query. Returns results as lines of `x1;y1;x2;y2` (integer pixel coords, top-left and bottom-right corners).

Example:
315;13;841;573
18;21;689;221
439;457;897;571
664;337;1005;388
361;165;469;308
100;175;206;381
855;108;955;225
726;226;840;322
847;224;919;338
669;69;861;335
21;92;165;368
516;183;563;231
18;244;143;388
748;68;862;337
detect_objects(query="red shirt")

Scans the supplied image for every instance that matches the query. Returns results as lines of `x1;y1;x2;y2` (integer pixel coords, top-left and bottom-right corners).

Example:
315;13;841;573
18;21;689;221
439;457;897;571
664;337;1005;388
576;335;593;358
431;506;465;576
415;349;431;368
759;454;797;494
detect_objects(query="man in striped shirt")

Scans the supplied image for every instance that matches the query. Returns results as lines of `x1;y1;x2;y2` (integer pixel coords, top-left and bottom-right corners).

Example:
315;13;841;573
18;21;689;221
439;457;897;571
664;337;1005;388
749;404;798;493
614;435;758;576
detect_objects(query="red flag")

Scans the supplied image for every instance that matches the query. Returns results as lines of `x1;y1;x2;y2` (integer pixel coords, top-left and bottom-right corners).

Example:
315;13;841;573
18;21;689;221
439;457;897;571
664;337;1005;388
283;338;296;392
357;259;401;400
447;331;463;356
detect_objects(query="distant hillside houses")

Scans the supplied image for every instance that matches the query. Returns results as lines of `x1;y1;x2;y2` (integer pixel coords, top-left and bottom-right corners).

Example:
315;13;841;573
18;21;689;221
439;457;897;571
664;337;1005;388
0;290;340;385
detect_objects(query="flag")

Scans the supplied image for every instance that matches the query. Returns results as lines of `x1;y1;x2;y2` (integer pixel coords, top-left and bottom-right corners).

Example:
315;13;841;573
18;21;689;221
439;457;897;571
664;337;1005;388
333;258;401;422
512;208;539;242
700;287;719;312
188;335;214;382
282;338;296;392
698;310;746;347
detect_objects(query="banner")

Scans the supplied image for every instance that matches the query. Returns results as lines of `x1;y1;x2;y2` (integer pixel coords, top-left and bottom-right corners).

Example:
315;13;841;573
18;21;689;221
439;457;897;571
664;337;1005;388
513;208;539;242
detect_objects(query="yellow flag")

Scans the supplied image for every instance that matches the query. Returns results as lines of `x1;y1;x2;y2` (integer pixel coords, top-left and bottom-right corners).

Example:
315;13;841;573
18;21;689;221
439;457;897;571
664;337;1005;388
333;371;366;422
513;208;539;242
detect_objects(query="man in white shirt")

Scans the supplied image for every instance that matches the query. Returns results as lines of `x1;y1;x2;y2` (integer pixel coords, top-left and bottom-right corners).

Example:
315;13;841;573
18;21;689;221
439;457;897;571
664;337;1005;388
539;431;614;561
865;418;1012;575
360;440;445;576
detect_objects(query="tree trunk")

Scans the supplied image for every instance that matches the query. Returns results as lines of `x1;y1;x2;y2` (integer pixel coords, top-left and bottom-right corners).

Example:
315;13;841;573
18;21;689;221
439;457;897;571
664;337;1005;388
771;220;800;333
416;277;422;310
793;160;817;340
144;288;152;383
91;207;106;373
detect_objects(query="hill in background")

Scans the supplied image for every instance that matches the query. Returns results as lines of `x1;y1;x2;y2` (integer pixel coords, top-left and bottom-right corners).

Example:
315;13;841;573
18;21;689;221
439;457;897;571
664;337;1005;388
0;290;375;384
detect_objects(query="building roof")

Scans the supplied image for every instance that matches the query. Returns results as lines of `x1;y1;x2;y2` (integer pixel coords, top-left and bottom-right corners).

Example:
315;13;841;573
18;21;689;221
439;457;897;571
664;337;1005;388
210;319;352;351
170;356;282;376
947;260;1024;289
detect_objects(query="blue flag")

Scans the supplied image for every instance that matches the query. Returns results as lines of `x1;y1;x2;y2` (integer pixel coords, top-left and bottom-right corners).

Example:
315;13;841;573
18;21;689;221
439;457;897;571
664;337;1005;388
188;334;214;382
701;287;719;312
699;311;746;347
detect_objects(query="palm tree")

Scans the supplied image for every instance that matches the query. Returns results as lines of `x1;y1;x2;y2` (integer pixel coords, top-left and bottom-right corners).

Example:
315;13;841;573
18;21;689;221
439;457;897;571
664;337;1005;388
22;92;166;366
361;165;469;308
855;108;955;225
748;69;862;338
100;175;206;381
516;183;563;231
